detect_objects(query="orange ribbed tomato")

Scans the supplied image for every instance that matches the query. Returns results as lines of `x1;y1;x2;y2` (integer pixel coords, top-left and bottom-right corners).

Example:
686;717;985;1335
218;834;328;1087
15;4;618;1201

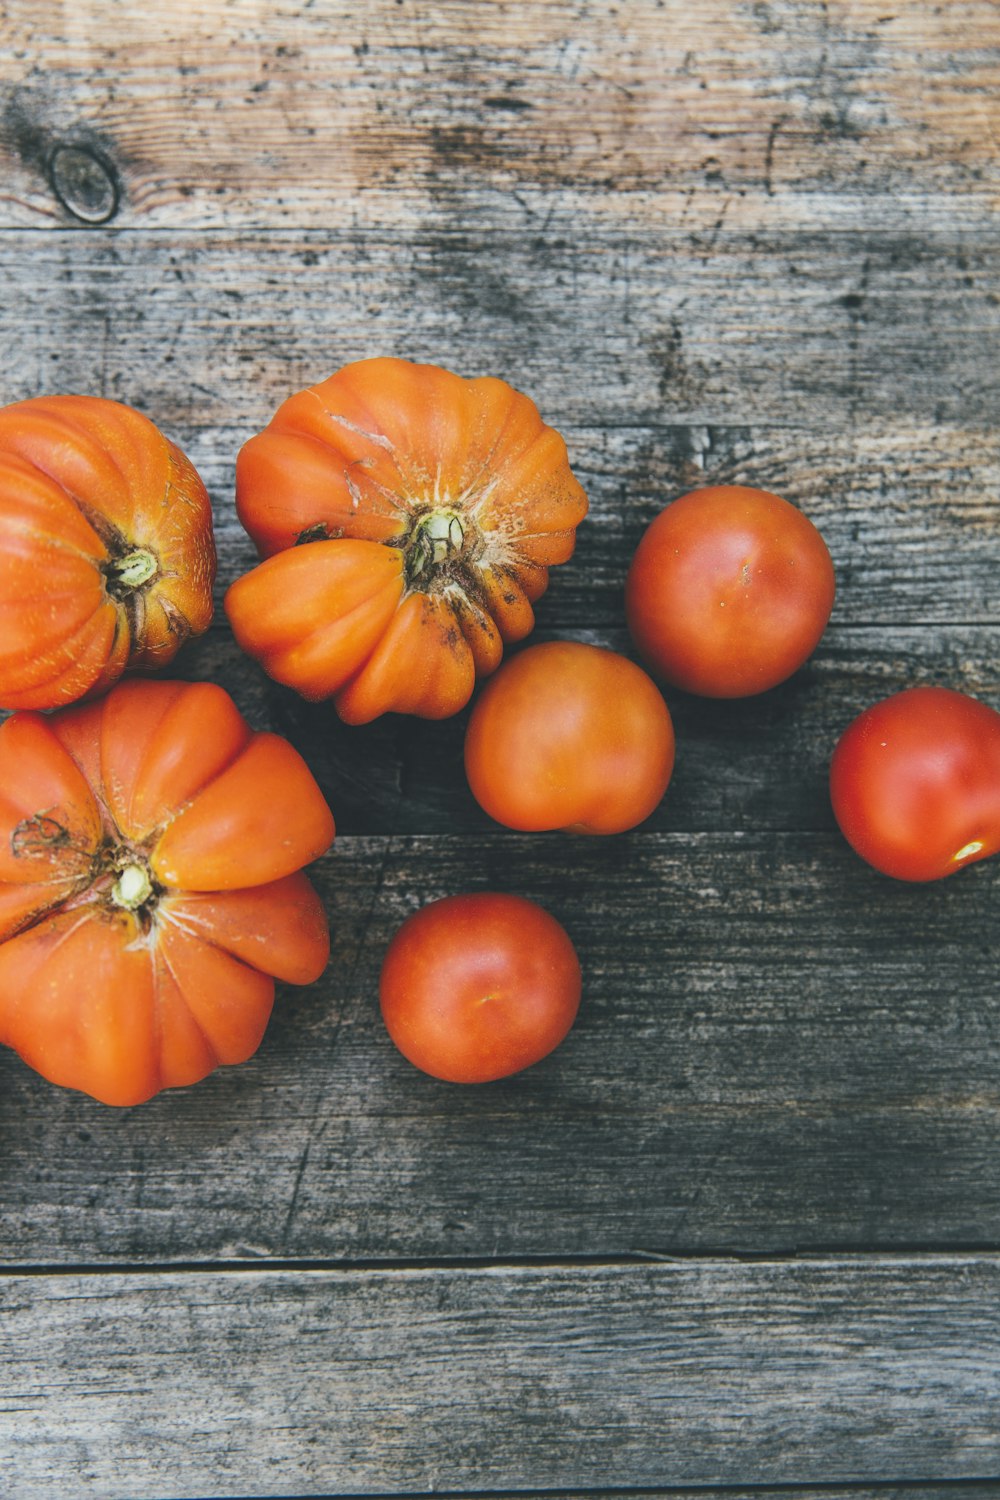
0;395;216;710
0;679;334;1106
225;358;588;724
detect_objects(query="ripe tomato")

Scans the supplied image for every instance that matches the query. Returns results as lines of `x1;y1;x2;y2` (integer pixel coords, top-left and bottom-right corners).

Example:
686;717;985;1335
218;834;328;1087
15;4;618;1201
625;484;835;697
380;893;581;1083
0;395;215;709
0;679;335;1105
830;685;1000;882
464;641;674;834
225;357;588;724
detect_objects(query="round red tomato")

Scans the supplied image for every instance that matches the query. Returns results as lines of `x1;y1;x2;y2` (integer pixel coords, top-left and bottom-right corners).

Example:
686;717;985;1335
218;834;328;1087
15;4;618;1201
625;484;835;697
463;641;675;834
830;686;1000;882
380;893;581;1083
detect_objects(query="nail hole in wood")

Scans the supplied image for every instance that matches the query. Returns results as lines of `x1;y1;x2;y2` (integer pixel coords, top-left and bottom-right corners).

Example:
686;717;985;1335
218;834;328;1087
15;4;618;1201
48;143;119;224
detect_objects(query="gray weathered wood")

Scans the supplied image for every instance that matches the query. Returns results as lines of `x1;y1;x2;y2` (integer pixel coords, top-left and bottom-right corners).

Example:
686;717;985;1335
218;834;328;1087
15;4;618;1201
1;0;997;233
3;1257;999;1496
188;624;998;834
2;1;999;1488
0;229;996;432
2;833;998;1264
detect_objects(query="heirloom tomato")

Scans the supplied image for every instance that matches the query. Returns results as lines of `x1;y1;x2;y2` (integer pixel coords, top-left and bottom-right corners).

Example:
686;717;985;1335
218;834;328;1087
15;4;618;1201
0;395;215;709
380;893;581;1083
625;485;835;697
0;679;335;1105
464;641;675;834
830;685;1000;882
225;358;588;724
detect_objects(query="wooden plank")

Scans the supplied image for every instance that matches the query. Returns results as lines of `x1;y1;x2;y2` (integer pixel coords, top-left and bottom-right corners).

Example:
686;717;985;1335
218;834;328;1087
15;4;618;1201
1;1;997;232
2;833;999;1264
178;419;998;629
3;1257;999;1496
0;228;996;432
183;623;1000;835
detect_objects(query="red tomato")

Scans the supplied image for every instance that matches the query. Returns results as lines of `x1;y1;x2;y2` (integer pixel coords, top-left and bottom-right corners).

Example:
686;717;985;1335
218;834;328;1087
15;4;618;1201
0;679;335;1105
226;358;588;723
830;686;1000;882
380;893;581;1083
0;395;215;709
464;641;674;834
625;484;835;697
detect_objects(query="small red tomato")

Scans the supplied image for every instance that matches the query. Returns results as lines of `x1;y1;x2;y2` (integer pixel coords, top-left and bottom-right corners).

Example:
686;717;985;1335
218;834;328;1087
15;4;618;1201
625;484;835;697
464;641;675;834
380;893;581;1083
830;686;1000;882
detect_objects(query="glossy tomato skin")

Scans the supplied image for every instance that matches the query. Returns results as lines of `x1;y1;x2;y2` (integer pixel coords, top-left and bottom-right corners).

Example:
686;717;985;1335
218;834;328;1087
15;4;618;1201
830;686;1000;882
464;641;675;834
625;485;835;698
226;357;588;724
0;396;215;710
0;679;335;1105
380;893;581;1083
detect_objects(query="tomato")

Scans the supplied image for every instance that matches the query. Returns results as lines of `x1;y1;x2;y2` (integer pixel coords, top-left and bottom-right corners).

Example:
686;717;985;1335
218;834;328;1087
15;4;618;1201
380;893;581;1083
0;395;215;709
225;357;588;723
464;641;674;834
0;679;335;1105
625;484;835;697
829;685;1000;882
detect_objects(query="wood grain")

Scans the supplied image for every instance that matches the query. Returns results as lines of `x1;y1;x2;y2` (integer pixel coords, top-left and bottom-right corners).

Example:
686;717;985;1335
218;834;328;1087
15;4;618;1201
1;1;997;232
182;624;1000;835
4;1257;999;1496
0;228;996;433
2;833;998;1264
2;1;999;1489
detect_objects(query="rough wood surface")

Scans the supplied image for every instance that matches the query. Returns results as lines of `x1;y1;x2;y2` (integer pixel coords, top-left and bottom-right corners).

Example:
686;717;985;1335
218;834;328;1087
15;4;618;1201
4;1258;999;1497
1;1;997;233
2;832;998;1265
1;229;996;433
3;0;1000;1492
187;624;999;834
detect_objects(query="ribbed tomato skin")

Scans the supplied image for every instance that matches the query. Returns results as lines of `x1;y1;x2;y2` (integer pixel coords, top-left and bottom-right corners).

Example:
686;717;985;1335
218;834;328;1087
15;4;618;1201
0;679;335;1105
226;358;588;723
0;395;216;710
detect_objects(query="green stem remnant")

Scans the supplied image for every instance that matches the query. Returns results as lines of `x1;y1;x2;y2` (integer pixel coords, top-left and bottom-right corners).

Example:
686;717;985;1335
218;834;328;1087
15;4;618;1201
108;549;158;592
406;510;466;583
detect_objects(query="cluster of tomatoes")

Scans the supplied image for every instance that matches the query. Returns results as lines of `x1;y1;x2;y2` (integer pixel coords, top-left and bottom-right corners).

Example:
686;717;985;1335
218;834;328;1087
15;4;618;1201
0;359;997;1105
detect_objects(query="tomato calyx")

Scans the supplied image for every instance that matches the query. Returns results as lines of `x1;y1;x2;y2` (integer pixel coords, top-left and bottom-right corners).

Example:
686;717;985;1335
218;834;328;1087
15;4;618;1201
403;506;477;587
105;548;159;598
109;859;155;913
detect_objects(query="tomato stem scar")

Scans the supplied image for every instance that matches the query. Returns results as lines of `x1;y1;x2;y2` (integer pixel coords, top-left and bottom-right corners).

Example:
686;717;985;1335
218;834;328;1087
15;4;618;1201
110;862;154;910
109;548;158;591
406;509;467;581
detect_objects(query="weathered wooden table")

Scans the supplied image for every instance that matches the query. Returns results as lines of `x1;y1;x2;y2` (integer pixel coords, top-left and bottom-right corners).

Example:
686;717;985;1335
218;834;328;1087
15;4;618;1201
2;3;999;1496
